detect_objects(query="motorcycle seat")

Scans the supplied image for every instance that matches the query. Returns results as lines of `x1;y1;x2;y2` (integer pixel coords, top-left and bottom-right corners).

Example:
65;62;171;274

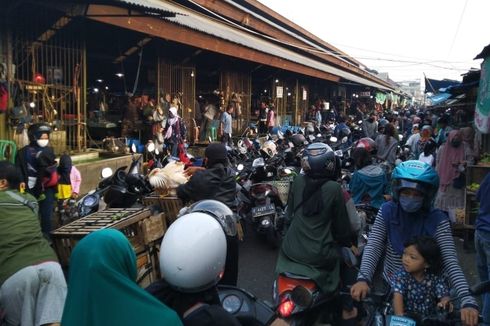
278;273;318;294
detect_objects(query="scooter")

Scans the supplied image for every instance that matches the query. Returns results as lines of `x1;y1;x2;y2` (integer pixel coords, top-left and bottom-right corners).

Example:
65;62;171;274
77;167;114;218
218;285;276;326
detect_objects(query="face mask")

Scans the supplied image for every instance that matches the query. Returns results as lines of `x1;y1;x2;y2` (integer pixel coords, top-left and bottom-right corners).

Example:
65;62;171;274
399;194;424;213
451;139;461;148
37;139;49;147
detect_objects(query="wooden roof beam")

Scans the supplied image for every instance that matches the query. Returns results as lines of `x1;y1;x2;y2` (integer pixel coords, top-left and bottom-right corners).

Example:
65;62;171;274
88;5;340;82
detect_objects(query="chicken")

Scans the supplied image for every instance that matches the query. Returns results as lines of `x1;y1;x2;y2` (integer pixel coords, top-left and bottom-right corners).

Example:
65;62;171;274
148;161;188;196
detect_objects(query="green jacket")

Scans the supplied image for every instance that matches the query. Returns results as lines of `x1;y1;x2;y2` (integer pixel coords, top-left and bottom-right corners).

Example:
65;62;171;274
276;175;351;294
0;190;58;285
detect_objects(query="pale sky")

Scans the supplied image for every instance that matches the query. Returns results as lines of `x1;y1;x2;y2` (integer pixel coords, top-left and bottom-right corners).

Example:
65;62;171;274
257;0;489;83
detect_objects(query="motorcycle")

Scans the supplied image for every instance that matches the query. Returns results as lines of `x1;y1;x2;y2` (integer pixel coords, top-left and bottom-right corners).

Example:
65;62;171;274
218;285;276;326
77;167;114;218
103;147;152;208
236;155;293;247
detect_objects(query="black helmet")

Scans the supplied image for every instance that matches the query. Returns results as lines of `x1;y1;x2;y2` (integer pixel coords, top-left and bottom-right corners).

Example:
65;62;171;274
291;134;307;147
301;143;337;179
27;123;51;142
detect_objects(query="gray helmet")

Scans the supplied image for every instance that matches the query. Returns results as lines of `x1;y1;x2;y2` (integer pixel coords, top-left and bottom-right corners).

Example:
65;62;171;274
179;199;237;236
301;143;337;179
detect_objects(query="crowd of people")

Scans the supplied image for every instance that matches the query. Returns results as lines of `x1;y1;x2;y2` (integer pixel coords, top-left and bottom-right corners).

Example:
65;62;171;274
1;101;490;326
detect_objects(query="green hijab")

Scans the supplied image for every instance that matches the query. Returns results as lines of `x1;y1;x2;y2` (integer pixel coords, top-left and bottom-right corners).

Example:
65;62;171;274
61;229;182;326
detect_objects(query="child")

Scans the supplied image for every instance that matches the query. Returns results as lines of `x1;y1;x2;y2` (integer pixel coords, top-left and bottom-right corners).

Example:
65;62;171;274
57;154;81;224
418;139;436;166
391;236;451;318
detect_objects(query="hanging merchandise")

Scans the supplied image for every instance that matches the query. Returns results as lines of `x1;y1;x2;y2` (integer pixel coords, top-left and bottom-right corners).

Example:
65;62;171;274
475;57;490;134
375;92;387;105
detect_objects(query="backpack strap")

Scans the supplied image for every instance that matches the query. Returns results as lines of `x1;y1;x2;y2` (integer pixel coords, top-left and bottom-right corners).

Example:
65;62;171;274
5;190;39;214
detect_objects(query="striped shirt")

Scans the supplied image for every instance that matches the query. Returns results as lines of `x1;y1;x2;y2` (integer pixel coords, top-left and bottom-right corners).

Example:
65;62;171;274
358;207;478;308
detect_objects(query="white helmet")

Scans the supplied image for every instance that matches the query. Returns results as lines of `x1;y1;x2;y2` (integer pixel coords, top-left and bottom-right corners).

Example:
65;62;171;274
260;140;277;158
159;212;227;293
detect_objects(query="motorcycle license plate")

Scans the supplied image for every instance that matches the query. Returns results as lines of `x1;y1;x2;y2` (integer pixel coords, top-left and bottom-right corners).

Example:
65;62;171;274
251;204;275;217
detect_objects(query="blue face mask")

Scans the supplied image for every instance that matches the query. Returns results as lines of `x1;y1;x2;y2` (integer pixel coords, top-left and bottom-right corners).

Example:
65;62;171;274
399;194;424;213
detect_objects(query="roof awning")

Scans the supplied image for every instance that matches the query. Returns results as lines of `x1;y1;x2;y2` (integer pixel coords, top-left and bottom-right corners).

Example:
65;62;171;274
87;0;393;91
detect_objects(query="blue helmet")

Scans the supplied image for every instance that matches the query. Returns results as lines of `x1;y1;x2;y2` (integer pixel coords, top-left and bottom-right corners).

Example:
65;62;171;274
391;160;439;209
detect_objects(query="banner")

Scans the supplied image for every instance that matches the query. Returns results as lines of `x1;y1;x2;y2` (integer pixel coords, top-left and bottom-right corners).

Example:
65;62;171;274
475;58;490;134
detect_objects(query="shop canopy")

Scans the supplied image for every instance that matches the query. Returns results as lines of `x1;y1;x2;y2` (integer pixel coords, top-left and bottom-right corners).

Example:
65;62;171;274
86;0;393;91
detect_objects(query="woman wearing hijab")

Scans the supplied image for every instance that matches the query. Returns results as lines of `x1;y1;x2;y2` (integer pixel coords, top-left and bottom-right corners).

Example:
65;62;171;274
164;106;186;157
61;229;182;326
434;130;468;222
350;161;478;325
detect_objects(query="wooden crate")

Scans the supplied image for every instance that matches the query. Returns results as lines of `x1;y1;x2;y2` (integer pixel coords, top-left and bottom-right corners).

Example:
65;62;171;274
51;207;164;286
143;194;184;224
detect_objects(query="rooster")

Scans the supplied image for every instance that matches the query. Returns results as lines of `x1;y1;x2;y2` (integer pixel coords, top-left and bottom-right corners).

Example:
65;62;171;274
148;161;188;196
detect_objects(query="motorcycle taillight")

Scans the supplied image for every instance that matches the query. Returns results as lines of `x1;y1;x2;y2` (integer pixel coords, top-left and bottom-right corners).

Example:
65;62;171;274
278;298;295;318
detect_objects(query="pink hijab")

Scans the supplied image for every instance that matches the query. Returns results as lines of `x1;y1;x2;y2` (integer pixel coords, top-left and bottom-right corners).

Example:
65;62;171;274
437;130;464;190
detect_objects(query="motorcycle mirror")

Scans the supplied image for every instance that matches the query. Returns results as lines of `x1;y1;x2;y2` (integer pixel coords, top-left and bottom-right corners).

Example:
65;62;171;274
329;136;338;143
341;136;348;144
131;143;137;153
237;164;244;171
291;286;313;308
147;142;155;153
101;167;113;178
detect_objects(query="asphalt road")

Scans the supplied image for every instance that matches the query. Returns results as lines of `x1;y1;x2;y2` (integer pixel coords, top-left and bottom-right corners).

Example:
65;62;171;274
237;226;481;304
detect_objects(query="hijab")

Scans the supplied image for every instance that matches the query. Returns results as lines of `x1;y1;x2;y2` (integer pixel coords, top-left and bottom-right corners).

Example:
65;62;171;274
61;229;182;326
382;201;447;255
58;154;72;185
302;175;329;216
436;130;465;191
165;106;179;139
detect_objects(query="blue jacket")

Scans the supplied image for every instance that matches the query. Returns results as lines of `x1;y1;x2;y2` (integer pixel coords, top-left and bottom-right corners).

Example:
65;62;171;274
349;164;388;209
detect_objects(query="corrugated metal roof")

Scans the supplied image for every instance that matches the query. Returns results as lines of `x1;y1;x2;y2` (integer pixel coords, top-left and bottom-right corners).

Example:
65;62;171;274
117;0;179;15
118;0;391;90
